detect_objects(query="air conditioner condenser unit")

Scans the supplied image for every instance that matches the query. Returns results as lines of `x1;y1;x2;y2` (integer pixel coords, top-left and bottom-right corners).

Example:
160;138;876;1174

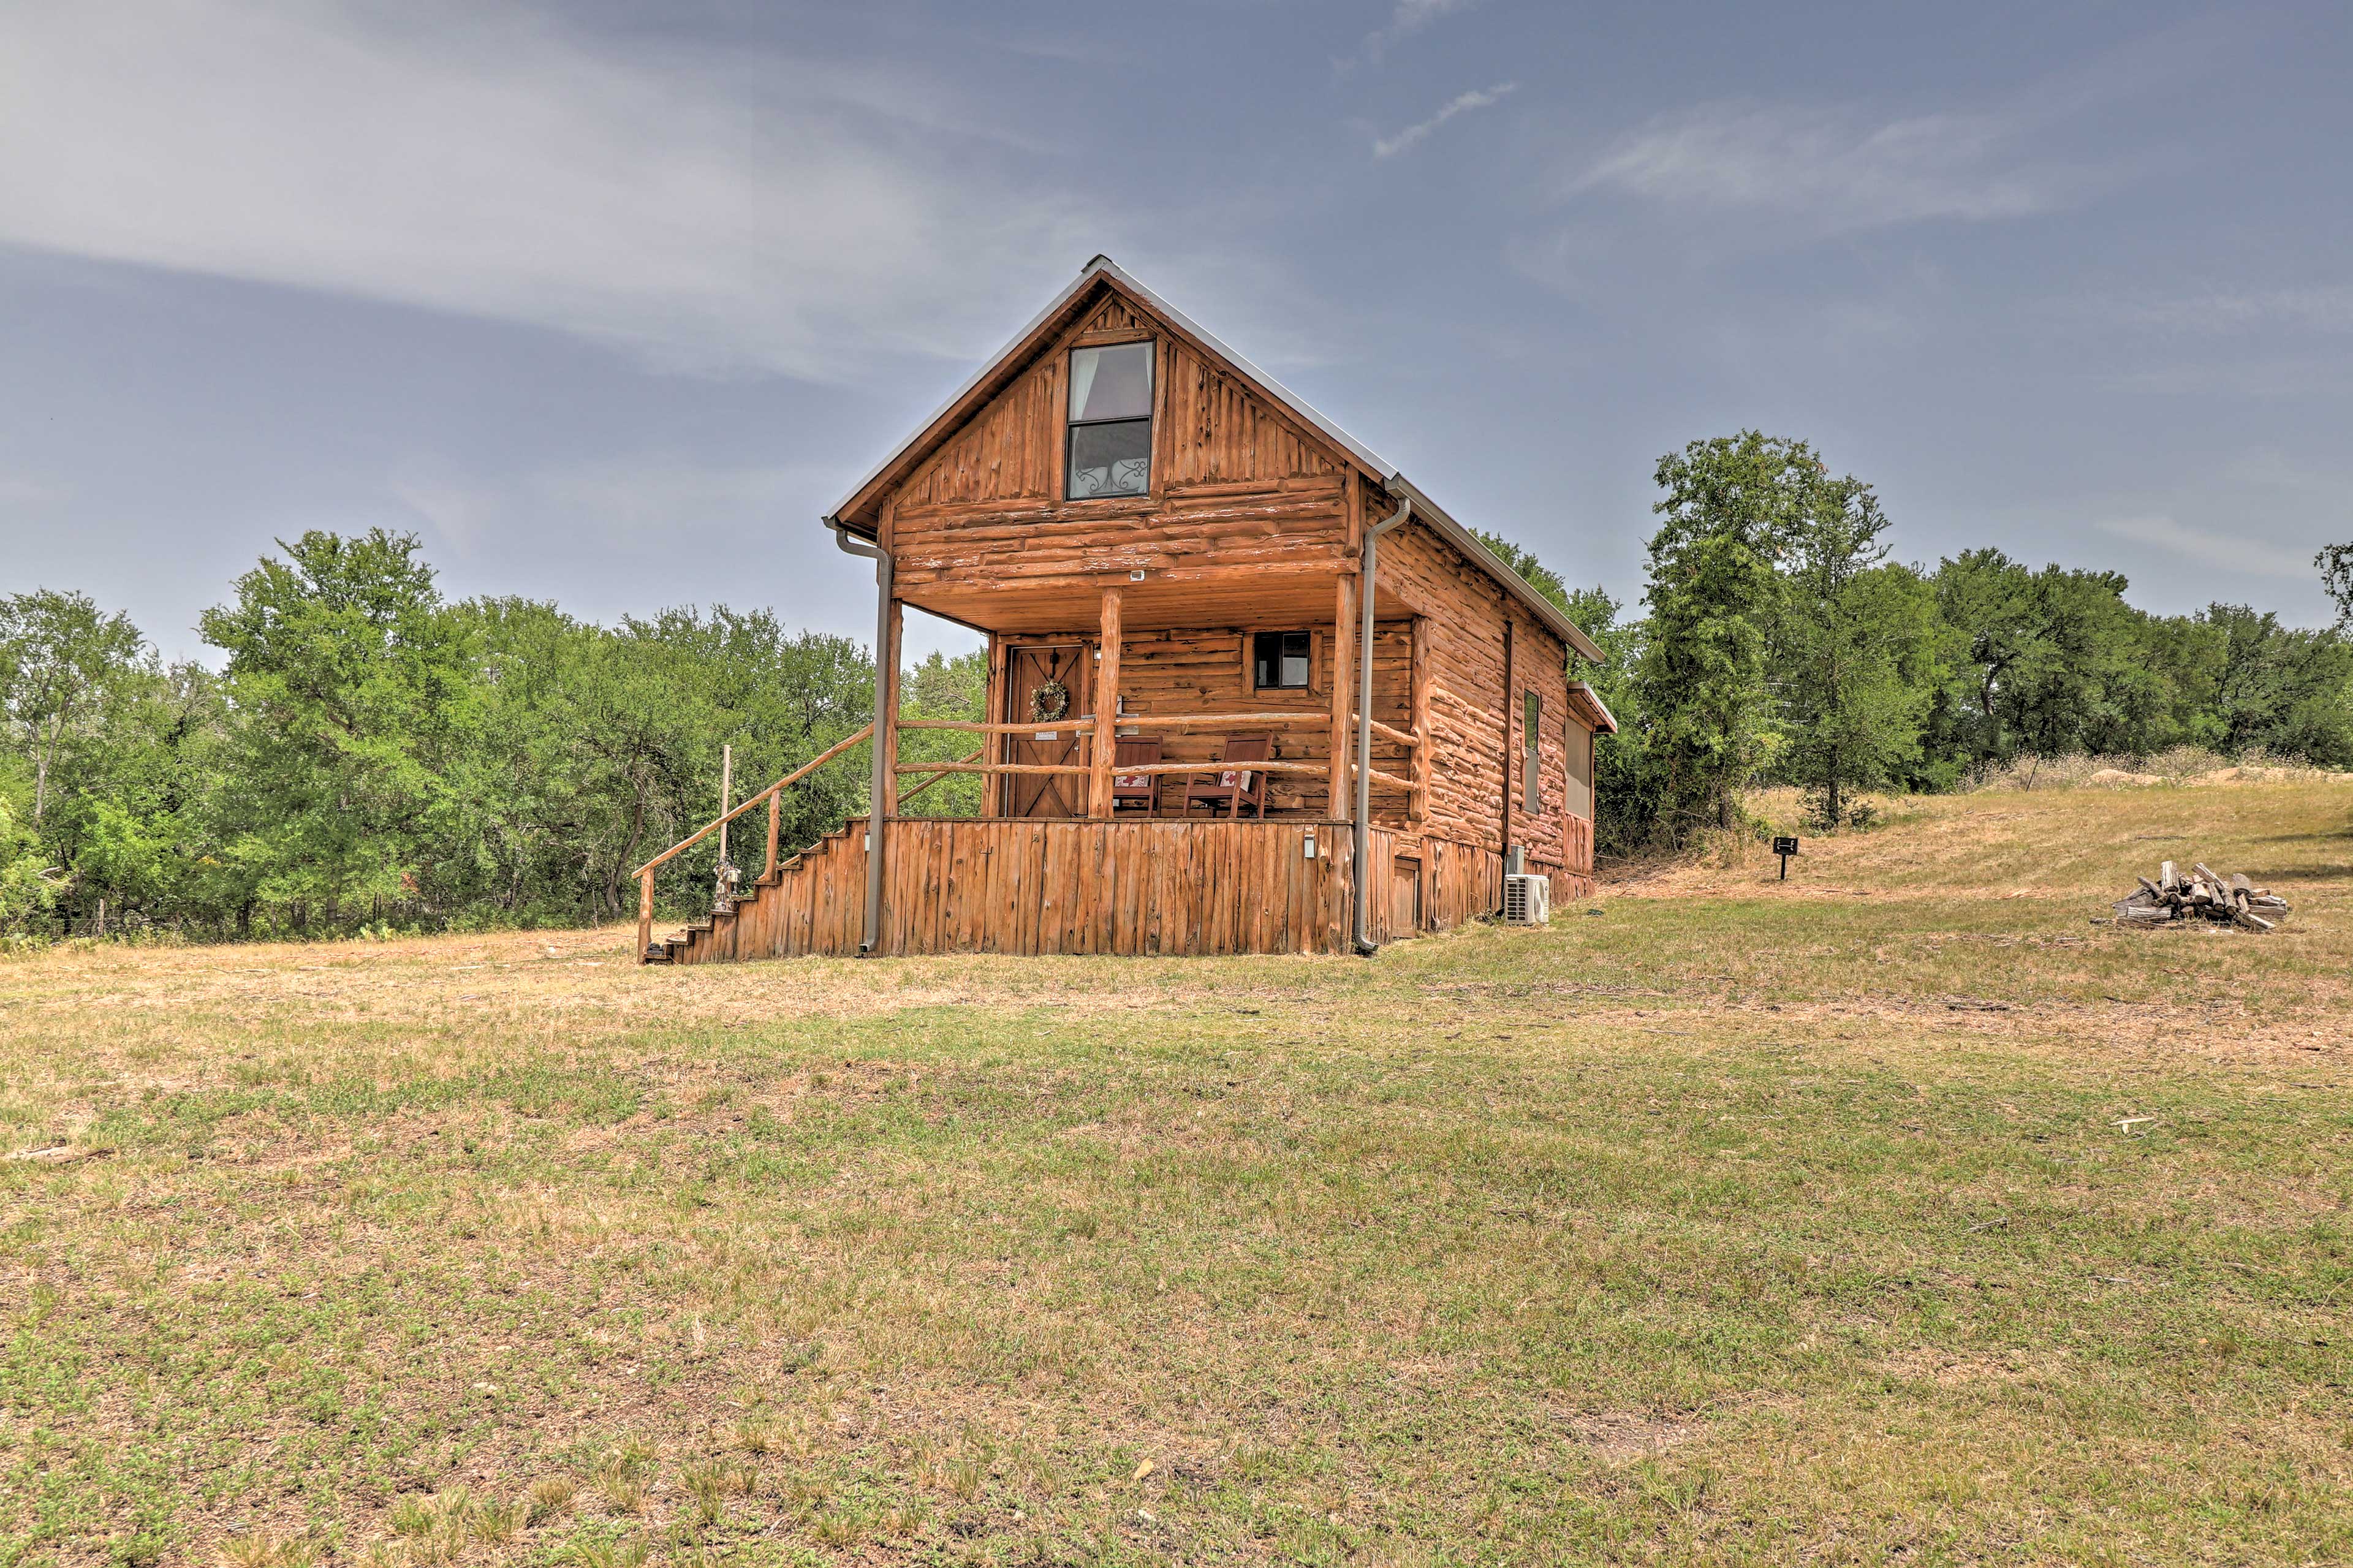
1503;873;1550;926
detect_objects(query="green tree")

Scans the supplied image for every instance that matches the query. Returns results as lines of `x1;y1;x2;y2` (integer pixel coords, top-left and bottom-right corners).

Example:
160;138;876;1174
199;529;479;925
0;795;63;928
2195;604;2353;766
2319;543;2353;632
1771;480;1944;827
1633;433;1822;840
0;589;150;826
1928;551;2162;767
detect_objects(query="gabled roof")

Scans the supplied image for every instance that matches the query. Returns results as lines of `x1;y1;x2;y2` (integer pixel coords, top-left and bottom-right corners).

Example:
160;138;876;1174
824;256;1602;664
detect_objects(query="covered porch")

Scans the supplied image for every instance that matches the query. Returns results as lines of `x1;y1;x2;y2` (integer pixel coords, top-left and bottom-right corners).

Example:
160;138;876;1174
880;566;1428;829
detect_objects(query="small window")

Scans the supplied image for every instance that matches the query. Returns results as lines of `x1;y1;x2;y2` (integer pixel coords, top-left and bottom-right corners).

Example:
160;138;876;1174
1523;691;1541;814
1566;724;1594;819
1066;343;1153;499
1254;631;1312;691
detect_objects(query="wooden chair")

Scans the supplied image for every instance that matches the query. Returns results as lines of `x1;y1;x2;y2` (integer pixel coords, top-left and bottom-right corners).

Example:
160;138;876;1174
1110;736;1163;817
1182;735;1272;819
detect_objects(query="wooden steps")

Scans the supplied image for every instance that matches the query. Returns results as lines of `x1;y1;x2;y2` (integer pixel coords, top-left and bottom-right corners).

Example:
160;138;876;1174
643;820;862;964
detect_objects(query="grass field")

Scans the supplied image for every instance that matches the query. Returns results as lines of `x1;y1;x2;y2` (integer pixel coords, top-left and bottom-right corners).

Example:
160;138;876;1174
3;782;2349;1567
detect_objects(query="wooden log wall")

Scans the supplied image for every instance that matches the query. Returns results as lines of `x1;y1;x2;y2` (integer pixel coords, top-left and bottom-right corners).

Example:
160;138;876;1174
1368;496;1591;878
884;294;1352;605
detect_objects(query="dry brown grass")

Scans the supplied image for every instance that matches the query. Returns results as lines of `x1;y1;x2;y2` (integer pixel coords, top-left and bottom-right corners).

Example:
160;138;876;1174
2;783;2348;1566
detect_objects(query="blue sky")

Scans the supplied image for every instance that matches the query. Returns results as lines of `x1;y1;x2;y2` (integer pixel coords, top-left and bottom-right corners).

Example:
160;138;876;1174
4;0;2348;662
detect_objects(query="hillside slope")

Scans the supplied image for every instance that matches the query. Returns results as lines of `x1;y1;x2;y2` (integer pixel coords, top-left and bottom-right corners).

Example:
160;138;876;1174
1;783;2346;1566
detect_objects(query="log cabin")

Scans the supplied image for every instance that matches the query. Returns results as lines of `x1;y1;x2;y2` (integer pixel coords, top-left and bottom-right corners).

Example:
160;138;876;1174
637;256;1615;963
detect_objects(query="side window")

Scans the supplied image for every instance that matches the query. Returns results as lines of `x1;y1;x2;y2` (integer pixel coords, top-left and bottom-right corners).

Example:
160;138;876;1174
1523;691;1540;814
1066;343;1154;499
1566;723;1594;819
1253;631;1313;691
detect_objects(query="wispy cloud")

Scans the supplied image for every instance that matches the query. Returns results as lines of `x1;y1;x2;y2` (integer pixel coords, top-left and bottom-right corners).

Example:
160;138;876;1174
1569;100;2083;233
2096;515;2316;579
0;475;72;509
392;456;835;553
1373;83;1517;159
526;458;822;534
0;1;1097;380
1344;0;1482;71
2109;286;2353;335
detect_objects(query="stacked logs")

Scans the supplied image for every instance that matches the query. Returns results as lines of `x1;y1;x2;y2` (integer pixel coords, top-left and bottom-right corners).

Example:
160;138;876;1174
2115;861;2291;931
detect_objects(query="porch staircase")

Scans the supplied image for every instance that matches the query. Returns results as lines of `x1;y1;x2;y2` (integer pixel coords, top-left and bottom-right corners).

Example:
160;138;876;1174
641;818;862;964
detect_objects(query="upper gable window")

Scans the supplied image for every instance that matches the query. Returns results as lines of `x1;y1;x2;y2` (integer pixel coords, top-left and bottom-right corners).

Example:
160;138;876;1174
1066;343;1154;499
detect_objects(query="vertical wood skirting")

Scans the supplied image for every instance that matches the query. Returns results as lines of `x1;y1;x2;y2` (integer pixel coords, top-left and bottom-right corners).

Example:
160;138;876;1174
683;819;1358;960
1089;588;1124;817
1328;575;1355;821
880;599;904;819
667;817;1583;964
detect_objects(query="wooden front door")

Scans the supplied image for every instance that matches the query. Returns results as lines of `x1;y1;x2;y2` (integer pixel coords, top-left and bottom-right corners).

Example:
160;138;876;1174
1003;644;1091;819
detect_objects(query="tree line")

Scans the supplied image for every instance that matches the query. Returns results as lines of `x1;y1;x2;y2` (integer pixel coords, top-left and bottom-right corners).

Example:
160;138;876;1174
7;436;2351;938
0;529;983;941
1480;431;2353;858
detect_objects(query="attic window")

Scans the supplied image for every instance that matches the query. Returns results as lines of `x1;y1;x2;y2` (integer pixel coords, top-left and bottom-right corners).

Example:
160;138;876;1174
1067;343;1153;499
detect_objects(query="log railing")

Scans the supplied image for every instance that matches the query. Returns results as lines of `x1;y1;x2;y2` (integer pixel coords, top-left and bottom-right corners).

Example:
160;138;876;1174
897;746;985;808
897;719;1099;735
1116;711;1327;730
634;722;873;961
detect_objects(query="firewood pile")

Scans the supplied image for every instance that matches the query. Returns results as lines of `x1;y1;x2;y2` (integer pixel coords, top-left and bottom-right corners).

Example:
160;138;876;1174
2115;861;2290;931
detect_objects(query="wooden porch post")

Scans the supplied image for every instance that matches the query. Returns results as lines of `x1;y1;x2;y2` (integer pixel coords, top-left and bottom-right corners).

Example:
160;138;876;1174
765;790;781;881
984;634;1007;817
1089;587;1124;817
1329;574;1356;821
1411;615;1432;823
636;869;653;961
879;599;904;819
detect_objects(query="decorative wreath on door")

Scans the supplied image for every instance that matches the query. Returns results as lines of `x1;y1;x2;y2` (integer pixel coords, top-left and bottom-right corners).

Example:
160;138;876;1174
1028;680;1070;724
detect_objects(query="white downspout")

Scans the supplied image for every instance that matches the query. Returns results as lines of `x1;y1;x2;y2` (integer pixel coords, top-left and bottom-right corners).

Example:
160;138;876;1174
1353;490;1413;956
827;516;892;955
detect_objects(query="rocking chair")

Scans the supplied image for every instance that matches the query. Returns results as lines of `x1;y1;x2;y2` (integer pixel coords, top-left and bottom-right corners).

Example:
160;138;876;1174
1110;736;1163;817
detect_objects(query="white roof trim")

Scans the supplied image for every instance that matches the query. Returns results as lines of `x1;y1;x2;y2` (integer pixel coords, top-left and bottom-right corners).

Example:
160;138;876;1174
825;255;1602;664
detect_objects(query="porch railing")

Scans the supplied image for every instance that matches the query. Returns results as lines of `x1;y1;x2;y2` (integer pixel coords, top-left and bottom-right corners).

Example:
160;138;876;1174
633;693;1429;959
889;709;1418;810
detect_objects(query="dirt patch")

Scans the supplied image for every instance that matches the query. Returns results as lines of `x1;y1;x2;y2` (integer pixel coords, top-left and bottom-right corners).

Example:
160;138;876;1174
1553;1406;1713;1464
